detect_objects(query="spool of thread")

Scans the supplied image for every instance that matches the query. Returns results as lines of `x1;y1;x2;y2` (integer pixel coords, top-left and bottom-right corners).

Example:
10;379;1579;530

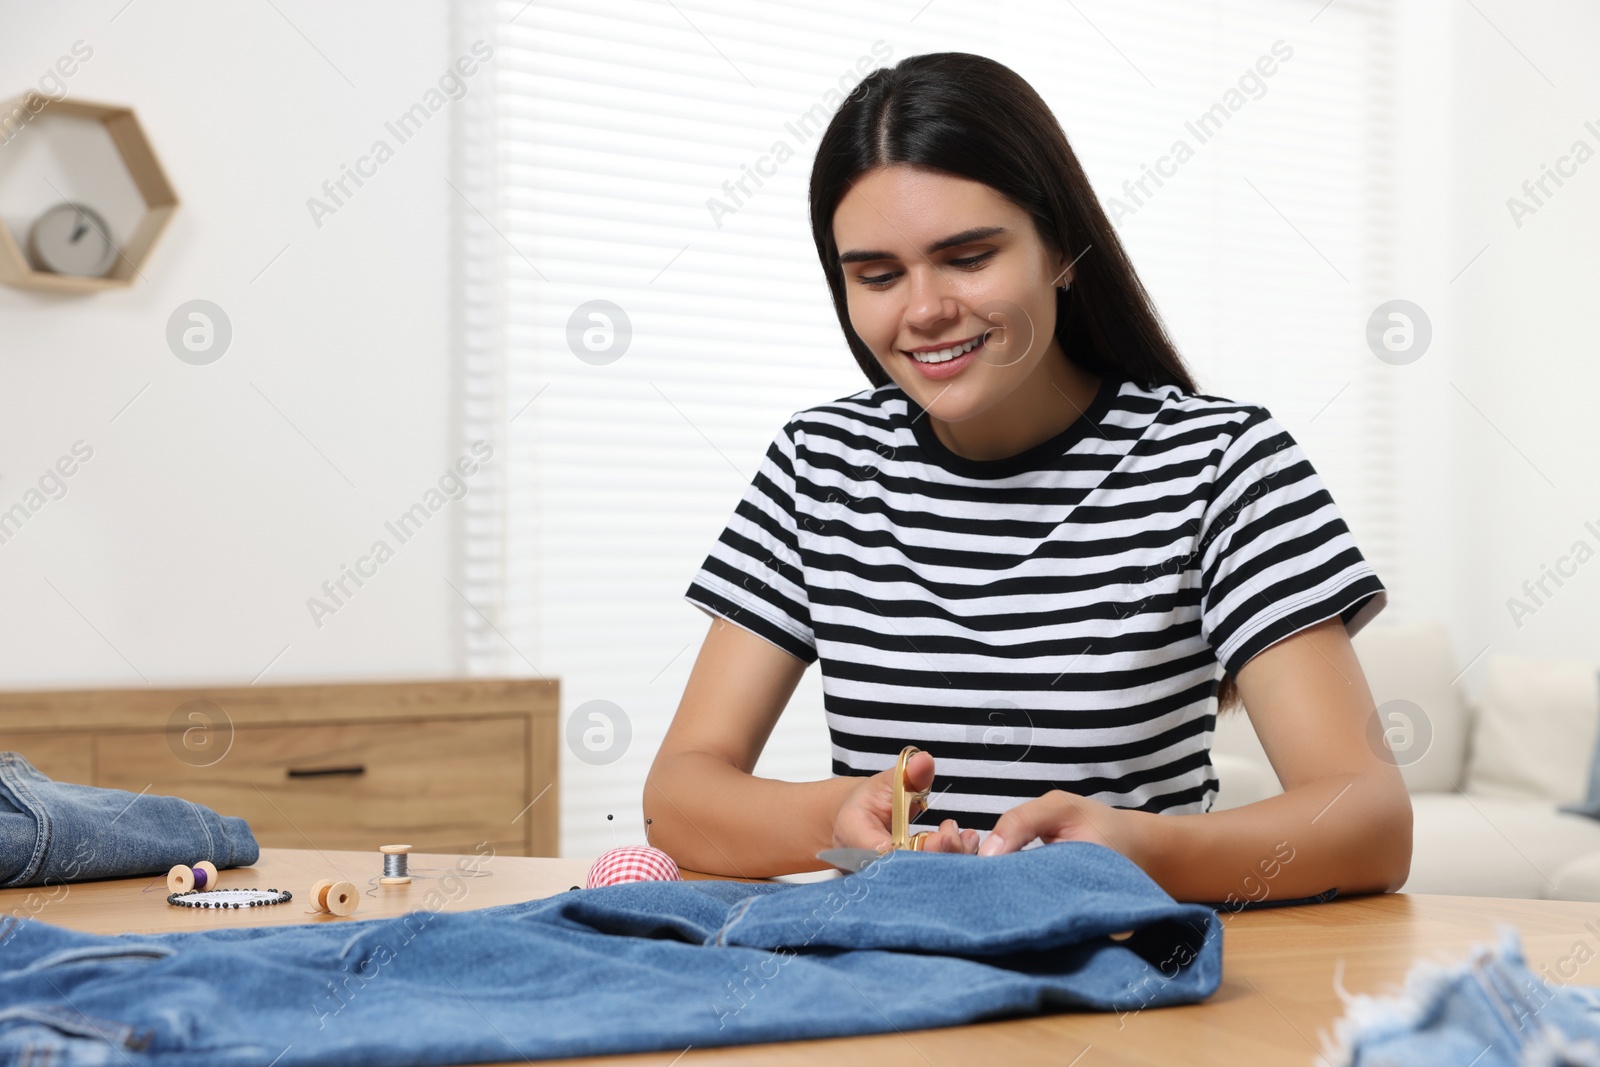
309;878;359;916
167;861;219;895
379;844;412;885
586;846;681;889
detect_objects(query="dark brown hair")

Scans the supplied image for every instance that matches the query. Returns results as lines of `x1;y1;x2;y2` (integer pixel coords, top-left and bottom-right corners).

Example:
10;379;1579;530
807;51;1244;716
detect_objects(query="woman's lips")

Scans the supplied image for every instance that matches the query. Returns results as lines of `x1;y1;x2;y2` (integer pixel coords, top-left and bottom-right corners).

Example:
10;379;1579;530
902;333;985;381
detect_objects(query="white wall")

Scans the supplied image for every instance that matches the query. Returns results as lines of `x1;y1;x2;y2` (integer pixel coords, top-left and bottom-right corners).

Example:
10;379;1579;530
1378;0;1458;638
1447;0;1600;681
0;2;477;686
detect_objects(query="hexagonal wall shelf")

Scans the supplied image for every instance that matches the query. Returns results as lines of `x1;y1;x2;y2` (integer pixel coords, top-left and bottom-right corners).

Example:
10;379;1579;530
0;92;178;293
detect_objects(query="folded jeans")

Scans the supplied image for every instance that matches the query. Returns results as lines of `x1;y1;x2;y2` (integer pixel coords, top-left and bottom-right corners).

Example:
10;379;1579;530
0;752;259;890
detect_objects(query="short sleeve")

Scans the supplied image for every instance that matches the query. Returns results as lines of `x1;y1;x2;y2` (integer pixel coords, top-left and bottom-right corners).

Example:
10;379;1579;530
1197;409;1387;676
684;420;817;664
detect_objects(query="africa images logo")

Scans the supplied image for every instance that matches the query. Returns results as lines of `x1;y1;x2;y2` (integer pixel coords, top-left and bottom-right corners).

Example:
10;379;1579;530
305;441;494;628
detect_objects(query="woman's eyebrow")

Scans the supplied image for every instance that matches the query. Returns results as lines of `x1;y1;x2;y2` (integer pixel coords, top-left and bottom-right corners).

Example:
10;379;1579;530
838;225;1007;265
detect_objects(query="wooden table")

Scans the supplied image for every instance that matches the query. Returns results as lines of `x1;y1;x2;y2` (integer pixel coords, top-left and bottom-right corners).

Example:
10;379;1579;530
5;848;1598;1065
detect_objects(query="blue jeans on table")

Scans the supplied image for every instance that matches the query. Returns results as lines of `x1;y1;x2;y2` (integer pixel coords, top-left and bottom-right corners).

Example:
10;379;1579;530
0;841;1223;1066
0;752;258;890
1325;924;1600;1067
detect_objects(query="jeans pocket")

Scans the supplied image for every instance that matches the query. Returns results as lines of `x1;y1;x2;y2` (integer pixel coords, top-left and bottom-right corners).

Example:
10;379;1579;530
23;943;176;972
0;1004;155;1061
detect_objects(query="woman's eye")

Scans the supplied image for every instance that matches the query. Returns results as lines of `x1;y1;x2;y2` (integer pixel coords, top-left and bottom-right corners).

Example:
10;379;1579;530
854;250;995;288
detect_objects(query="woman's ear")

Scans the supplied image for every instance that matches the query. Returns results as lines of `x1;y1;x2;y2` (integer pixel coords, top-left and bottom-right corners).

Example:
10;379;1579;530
1048;245;1074;289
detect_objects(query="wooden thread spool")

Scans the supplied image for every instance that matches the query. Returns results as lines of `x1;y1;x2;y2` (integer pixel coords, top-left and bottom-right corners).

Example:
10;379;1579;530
310;878;359;917
379;843;412;885
166;860;219;895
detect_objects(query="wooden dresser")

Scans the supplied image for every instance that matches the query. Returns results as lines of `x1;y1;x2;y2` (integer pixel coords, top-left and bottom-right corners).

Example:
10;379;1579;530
0;679;559;857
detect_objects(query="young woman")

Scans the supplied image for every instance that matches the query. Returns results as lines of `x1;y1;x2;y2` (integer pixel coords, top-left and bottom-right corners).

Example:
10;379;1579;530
643;52;1412;904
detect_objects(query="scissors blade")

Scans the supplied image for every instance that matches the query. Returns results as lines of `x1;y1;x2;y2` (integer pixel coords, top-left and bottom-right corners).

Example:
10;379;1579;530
816;848;884;872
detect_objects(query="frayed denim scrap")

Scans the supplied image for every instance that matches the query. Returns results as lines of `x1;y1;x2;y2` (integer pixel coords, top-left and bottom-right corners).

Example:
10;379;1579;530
1321;924;1600;1067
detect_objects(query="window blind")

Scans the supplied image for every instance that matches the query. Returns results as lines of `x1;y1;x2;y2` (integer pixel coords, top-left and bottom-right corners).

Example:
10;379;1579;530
455;0;1397;858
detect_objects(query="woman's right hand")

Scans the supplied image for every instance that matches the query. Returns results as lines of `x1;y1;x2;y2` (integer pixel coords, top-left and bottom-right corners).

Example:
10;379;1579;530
830;749;980;855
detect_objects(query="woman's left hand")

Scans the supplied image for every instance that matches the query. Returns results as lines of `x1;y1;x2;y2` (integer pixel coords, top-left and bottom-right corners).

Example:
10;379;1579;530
976;789;1136;859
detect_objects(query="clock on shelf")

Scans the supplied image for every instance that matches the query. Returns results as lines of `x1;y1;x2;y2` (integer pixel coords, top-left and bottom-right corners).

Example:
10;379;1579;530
28;202;118;278
0;92;178;294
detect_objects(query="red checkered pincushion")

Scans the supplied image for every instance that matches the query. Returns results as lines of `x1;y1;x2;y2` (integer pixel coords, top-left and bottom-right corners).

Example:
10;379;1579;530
586;846;682;888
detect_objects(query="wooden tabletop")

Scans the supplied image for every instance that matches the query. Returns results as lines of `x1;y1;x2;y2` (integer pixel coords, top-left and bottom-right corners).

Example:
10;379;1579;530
0;847;615;935
5;848;1598;1065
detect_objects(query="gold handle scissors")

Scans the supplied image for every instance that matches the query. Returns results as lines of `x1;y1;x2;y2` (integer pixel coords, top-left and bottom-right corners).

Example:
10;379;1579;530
816;744;935;871
891;744;934;851
819;748;934;870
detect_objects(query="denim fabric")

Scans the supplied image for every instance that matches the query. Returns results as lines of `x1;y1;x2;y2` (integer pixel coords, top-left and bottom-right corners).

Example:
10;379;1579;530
1324;924;1600;1067
0;842;1222;1066
969;829;1336;912
0;752;258;890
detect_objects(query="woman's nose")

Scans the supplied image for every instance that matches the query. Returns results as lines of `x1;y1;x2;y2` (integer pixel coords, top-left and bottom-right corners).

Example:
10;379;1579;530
901;267;960;331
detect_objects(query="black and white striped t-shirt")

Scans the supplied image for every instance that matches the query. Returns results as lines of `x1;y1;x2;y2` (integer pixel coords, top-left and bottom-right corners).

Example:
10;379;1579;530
684;371;1387;831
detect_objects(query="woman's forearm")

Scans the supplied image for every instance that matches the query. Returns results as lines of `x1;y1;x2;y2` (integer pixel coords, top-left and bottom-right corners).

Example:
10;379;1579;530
643;750;860;878
1127;772;1413;905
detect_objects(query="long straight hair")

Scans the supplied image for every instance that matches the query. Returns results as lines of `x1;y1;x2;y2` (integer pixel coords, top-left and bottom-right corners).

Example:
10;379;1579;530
807;51;1243;716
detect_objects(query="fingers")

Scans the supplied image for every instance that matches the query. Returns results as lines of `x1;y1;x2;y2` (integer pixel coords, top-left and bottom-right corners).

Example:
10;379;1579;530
835;812;892;853
919;819;981;854
832;775;896;852
876;751;989;856
977;831;1010;857
978;795;1062;856
902;749;936;794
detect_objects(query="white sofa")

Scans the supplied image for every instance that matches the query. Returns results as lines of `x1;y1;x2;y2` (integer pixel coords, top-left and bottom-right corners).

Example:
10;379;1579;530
1209;621;1600;901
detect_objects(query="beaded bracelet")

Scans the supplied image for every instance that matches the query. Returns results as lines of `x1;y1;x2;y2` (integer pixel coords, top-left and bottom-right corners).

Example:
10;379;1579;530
167;888;293;909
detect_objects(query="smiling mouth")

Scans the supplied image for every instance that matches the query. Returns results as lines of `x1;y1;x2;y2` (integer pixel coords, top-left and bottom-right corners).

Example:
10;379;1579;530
903;328;993;364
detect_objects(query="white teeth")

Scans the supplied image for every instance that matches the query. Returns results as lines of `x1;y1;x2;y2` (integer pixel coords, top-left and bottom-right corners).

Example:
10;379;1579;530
910;335;982;363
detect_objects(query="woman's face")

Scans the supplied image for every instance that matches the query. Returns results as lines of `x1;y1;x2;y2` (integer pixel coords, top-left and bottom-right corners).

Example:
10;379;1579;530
832;164;1072;423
